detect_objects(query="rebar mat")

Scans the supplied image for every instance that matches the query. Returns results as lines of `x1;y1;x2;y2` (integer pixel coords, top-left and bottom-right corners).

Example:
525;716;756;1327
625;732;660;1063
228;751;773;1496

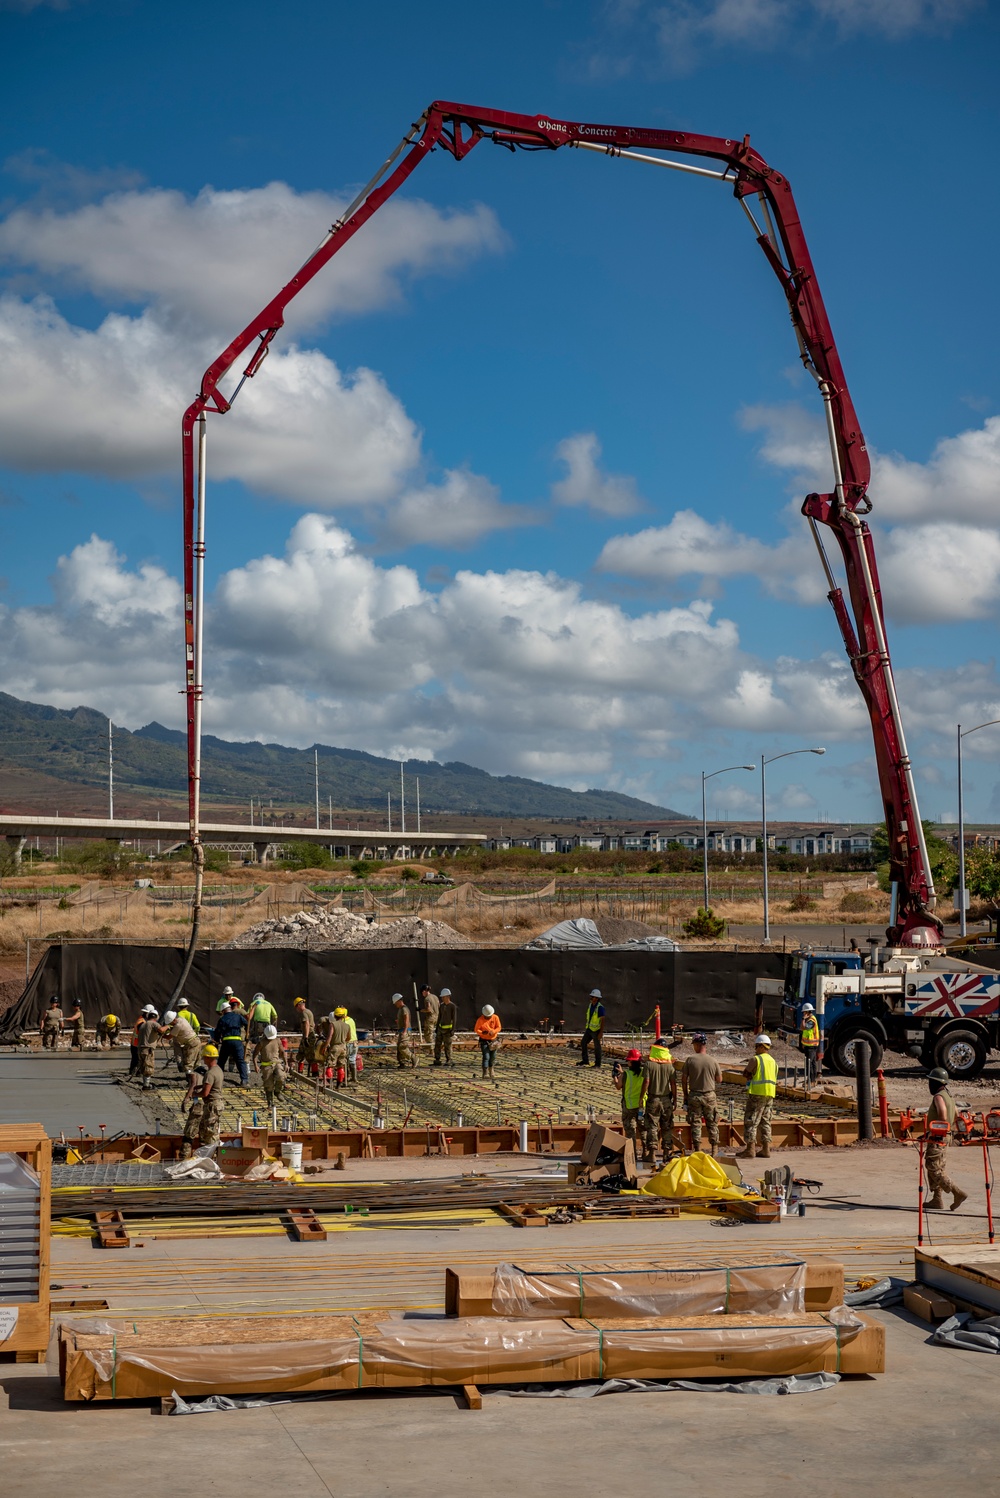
53;1162;172;1186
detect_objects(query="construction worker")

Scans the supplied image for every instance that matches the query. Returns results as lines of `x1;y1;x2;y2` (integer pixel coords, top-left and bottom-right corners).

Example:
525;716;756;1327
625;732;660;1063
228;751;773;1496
394;993;414;1068
96;1012;120;1049
182;1044;224;1150
740;1034;778;1160
293;996;314;1071
613;1049;646;1143
246;991;277;1042
681;1033;722;1155
135;1006;161;1090
925;1067;968;1211
325;1009;352;1088
65;1001;85;1050
159;1009;201;1077
474;1004;502;1081
643;1040;677;1165
419;984;439;1049
214;996;249;1085
799;1003;821;1085
434;988;456;1067
579;988;605;1069
253;1024;286;1107
215;984;244;1015
180;1062;209;1158
40;997;64;1050
176;999;201;1034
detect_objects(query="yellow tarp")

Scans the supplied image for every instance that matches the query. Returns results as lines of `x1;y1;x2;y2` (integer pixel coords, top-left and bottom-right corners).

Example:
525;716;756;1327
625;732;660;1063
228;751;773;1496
641;1151;749;1201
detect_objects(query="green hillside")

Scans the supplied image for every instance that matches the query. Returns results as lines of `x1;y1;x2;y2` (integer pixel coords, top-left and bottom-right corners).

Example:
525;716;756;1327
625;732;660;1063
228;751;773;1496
0;693;688;821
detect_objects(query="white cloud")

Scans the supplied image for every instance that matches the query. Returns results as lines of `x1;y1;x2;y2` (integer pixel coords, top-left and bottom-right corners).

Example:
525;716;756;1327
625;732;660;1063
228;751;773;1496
382;468;536;548
0;182;505;337
550;432;643;516
609;0;982;71
878;524;1000;623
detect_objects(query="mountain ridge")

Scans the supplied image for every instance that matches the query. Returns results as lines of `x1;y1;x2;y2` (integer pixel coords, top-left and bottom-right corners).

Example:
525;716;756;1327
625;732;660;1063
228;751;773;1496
0;693;689;821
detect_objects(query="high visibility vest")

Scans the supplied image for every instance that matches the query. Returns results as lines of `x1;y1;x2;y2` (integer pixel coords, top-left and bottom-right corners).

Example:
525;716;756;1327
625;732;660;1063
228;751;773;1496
800;1016;820;1048
649;1044;673;1064
179;1008;200;1032
622;1068;645;1109
748;1052;778;1097
585;1003;603;1032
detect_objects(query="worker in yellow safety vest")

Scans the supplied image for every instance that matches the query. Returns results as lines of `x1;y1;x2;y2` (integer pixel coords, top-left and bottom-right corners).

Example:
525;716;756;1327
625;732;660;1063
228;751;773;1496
579;988;606;1069
613;1048;647;1143
642;1042;677;1165
739;1034;778;1160
799;1003;821;1086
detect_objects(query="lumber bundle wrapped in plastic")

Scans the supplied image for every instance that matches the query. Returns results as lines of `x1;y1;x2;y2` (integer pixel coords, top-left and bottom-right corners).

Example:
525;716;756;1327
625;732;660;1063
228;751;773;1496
60;1305;882;1402
490;1261;808;1319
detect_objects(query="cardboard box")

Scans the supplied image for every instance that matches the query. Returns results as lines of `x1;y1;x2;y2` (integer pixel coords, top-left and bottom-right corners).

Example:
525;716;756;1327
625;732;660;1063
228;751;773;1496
903;1285;955;1323
216;1146;264;1178
241;1126;270;1149
579;1124;628;1167
128;1142;161;1164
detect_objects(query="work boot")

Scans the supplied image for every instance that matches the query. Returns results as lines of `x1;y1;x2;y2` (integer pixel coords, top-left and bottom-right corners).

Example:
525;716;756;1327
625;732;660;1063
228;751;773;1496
950;1188;968;1211
737;1144;756;1159
926;1191;944;1209
760;1144;771;1159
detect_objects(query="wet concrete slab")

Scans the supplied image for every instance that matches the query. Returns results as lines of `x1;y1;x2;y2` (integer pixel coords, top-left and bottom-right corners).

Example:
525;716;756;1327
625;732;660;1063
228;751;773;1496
0;1051;149;1135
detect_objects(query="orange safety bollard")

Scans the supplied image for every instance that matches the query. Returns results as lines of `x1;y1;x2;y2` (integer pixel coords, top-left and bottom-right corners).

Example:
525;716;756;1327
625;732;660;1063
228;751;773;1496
876;1068;890;1139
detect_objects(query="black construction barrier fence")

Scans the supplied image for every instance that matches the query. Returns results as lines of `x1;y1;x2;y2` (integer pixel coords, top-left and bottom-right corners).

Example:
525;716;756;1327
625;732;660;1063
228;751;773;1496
0;943;785;1040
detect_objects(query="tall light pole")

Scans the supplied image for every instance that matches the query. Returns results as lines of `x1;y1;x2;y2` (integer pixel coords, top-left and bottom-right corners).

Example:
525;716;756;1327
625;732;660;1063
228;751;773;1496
314;748;320;830
957;719;1000;937
702;763;755;911
108;716;114;821
761;747;826;942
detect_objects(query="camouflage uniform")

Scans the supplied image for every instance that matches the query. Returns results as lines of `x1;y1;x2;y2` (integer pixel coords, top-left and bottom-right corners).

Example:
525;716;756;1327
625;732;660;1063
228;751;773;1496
682;1053;723;1153
254;1036;285;1105
295;1006;315;1068
200;1063;225;1144
643;1050;676;1161
41;1006;63;1049
435;999;457;1066
926;1088;963;1204
396;1004;414;1068
136;1018;159;1079
743;1094;774;1152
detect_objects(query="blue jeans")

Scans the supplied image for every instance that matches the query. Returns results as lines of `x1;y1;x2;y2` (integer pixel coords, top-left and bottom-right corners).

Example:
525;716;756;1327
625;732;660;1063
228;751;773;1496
219;1036;249;1085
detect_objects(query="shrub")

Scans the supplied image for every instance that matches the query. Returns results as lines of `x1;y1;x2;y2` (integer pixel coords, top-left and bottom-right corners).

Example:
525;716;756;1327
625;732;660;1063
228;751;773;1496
351;859;383;879
682;907;727;939
788;891;817;912
839;890;872;913
399;866;419;881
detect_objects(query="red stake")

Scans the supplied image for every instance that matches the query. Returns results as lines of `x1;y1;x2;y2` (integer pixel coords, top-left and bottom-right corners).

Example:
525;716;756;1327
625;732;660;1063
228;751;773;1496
917;1137;925;1246
984;1138;995;1245
876;1068;890;1139
654;1005;662;1042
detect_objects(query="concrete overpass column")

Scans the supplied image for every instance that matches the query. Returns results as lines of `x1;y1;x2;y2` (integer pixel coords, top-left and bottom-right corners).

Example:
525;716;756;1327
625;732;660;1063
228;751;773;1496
253;841;270;865
5;835;25;867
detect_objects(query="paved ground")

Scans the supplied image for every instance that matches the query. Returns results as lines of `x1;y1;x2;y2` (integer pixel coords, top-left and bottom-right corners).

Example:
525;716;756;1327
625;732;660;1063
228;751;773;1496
0;1052;149;1134
4;1146;999;1496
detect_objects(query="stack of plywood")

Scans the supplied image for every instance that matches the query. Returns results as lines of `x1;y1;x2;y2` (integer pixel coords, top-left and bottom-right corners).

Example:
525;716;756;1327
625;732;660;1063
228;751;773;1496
59;1254;884;1403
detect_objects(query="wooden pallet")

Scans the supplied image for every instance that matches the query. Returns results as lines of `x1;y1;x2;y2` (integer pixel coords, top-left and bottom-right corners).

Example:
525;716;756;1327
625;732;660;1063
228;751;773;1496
497;1201;549;1228
94;1209;130;1248
284;1207;327;1242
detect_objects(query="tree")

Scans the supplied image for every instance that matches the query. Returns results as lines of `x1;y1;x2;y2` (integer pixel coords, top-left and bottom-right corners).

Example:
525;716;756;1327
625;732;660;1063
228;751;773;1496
871;821;957;896
682;907;726;939
963;846;1000;917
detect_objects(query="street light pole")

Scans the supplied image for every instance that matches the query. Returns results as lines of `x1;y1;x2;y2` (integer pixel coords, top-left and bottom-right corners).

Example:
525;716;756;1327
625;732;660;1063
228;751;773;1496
761;747;826;943
701;763;755;912
957;719;1000;937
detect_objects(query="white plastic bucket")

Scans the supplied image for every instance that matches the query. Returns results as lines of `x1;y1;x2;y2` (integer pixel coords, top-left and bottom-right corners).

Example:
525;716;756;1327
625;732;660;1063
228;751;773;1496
281;1142;303;1170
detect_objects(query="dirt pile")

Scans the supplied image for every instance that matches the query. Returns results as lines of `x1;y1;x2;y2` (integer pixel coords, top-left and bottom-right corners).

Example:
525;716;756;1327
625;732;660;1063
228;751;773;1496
225;907;474;951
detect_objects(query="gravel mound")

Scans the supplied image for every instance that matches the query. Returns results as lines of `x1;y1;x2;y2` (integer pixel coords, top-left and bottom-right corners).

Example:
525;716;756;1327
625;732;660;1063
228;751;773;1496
224;907;474;950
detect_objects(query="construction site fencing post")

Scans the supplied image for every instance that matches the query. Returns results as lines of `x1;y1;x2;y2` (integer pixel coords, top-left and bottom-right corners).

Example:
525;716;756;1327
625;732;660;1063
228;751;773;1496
855;1041;873;1141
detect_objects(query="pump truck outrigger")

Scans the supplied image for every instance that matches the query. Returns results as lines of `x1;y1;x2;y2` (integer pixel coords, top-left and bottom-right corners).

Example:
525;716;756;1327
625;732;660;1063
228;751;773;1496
167;101;942;1005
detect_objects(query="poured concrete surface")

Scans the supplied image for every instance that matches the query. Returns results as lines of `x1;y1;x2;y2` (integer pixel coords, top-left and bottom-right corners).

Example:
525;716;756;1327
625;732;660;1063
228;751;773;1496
0;1052;149;1134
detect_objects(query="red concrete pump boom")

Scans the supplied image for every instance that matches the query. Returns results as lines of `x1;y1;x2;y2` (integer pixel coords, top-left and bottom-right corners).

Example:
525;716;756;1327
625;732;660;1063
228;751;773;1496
174;101;940;997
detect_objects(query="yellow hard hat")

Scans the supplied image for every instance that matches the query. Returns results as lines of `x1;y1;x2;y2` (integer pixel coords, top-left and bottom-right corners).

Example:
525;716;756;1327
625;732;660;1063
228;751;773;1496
334;1006;347;1017
202;1044;219;1058
294;996;306;1006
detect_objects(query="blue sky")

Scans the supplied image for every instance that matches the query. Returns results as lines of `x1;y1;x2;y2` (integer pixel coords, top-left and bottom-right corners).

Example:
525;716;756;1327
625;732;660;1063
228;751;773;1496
1;0;998;822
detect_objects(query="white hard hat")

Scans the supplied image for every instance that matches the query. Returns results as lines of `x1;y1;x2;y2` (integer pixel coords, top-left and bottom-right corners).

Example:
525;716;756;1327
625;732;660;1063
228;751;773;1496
253;992;264;1002
440;987;451;997
142;1004;156;1015
589;988;602;998
755;1033;772;1047
164;1011;178;1024
801;1003;815;1012
263;1024;277;1040
328;1012;337;1022
481;1005;495;1017
392;992;403;1002
222;986;234;995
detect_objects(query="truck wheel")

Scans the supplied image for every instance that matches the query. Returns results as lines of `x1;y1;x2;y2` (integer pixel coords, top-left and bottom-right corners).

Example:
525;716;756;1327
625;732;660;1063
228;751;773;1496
827;1027;884;1076
933;1028;988;1080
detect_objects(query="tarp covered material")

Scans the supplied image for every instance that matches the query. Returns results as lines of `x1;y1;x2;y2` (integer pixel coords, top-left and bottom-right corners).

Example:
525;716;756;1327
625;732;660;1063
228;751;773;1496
642;1151;750;1202
525;918;679;953
491;1261;807;1319
0;943;783;1039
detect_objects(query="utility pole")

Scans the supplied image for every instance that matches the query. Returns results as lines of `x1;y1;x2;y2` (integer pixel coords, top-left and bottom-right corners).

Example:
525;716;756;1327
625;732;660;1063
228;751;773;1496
416;777;421;835
328;794;333;831
387;792;392;833
314;748;320;830
400;761;406;836
108;716;114;821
